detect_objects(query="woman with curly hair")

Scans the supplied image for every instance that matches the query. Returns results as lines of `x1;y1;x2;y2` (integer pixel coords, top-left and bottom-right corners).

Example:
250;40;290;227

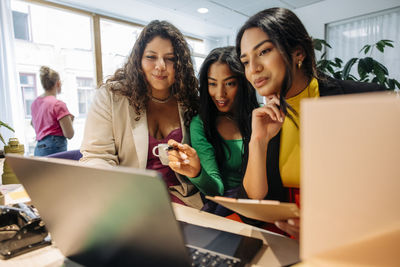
80;20;202;208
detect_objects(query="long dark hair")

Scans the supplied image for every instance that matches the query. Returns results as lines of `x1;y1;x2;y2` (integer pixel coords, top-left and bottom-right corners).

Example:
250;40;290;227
198;46;259;169
105;20;199;127
236;7;317;123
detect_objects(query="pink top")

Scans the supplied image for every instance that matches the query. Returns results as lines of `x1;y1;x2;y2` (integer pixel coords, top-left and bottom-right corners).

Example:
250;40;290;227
146;128;185;205
31;96;73;141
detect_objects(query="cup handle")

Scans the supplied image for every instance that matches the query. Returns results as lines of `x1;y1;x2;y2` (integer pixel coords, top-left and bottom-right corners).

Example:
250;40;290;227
152;145;159;157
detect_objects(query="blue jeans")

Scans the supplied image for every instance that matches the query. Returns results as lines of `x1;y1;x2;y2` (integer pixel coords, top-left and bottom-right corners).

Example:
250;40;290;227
201;187;240;217
34;135;67;156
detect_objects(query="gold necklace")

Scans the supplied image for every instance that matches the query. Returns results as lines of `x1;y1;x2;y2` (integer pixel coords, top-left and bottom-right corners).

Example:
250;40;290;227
149;94;172;104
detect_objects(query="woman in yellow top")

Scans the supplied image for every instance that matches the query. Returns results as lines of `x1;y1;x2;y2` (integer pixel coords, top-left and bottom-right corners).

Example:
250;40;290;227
236;8;385;238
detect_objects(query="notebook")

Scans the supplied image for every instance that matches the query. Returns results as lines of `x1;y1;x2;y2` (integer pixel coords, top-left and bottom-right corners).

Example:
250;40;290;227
5;155;263;267
205;196;299;223
300;92;400;266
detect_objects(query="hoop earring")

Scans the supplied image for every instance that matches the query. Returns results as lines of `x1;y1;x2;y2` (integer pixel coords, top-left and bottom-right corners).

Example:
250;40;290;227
297;61;302;69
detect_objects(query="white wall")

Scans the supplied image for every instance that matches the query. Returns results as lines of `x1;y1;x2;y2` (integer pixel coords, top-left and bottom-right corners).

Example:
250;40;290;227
295;0;400;39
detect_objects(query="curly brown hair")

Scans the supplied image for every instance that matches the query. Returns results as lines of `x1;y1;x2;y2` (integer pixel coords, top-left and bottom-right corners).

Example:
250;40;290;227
105;20;199;127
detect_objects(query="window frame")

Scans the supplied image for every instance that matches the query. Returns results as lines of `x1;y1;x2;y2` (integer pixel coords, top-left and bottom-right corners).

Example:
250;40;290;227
76;77;95;116
19;72;37;118
19;0;204;87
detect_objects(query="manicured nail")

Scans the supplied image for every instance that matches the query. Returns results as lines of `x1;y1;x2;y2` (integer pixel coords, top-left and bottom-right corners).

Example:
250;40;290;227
183;159;190;164
288;219;295;226
275;221;281;228
179;152;188;159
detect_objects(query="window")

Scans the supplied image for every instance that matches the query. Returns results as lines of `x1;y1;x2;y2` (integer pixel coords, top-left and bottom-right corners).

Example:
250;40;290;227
12;10;31;40
326;7;400;81
100;19;143;80
10;0;208;155
19;73;36;117
11;0;96;153
186;38;206;74
77;77;95;115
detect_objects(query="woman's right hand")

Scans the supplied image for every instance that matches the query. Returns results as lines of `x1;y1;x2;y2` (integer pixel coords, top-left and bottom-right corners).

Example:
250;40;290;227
251;94;285;142
167;139;201;178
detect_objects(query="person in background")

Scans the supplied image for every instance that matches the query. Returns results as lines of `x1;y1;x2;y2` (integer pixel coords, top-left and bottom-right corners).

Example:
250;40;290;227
80;20;202;208
236;7;385;238
168;46;259;216
31;66;74;156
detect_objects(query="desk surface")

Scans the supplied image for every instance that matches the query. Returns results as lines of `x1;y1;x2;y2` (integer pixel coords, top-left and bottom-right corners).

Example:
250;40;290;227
1;203;299;267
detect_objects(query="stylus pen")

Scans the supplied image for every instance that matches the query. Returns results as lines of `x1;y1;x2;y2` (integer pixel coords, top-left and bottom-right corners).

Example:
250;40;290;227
166;146;179;151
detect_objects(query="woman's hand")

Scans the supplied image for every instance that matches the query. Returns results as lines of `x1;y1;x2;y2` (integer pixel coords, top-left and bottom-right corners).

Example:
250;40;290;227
251;94;285;142
167;139;201;178
275;218;300;240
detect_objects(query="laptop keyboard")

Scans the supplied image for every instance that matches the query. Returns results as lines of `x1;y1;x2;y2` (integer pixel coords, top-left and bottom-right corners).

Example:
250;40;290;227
186;245;241;267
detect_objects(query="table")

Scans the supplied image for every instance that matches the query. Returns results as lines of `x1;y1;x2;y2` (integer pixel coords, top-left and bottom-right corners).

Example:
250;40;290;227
1;203;299;267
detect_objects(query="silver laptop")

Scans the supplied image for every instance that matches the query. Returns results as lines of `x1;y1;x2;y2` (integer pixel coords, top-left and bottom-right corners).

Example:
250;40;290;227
5;155;262;267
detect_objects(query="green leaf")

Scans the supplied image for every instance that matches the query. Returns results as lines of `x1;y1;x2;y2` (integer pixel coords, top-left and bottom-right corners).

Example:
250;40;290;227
387;79;395;90
376;42;384;53
334;57;343;66
360;44;370;54
394;80;400;90
358;57;373;73
375;61;388;75
0;134;5;145
314;41;322;51
373;64;385;84
364;45;371;54
342;58;358;80
0;121;14;132
357;60;367;78
378;40;394;48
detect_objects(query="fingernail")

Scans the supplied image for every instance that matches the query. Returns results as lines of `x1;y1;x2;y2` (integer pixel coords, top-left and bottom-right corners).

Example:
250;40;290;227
275;221;281;228
288;219;295;226
178;144;184;149
175;162;181;168
179;152;188;159
183;159;190;164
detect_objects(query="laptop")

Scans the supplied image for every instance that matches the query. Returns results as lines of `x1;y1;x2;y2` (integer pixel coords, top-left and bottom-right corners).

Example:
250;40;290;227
300;92;400;265
5;155;263;267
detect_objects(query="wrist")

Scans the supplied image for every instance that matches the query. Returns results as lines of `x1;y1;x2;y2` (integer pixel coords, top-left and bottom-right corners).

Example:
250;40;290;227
249;135;269;151
188;166;202;179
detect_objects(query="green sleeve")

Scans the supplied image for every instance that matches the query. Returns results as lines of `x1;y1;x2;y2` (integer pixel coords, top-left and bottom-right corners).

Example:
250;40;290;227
189;115;224;196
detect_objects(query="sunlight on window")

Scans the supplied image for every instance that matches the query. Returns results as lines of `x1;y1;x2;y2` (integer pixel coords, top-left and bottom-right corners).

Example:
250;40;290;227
101;19;143;80
11;0;95;155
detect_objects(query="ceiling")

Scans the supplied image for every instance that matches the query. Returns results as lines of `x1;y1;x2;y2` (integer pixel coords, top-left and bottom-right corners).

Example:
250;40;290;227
142;0;324;30
51;0;325;40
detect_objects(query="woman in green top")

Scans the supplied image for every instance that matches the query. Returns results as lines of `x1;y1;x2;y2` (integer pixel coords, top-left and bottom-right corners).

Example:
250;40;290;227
168;46;259;215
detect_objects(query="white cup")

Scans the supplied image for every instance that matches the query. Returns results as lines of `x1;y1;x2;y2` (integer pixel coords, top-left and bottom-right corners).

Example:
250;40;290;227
152;143;170;165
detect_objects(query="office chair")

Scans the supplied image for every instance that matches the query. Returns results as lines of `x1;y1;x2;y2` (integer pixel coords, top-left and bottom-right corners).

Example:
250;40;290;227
47;150;82;161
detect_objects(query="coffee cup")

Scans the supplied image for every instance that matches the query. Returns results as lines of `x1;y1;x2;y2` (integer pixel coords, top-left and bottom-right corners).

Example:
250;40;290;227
152;143;170;166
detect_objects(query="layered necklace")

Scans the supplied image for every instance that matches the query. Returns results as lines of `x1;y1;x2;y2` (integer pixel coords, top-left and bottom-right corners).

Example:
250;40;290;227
149;94;172;104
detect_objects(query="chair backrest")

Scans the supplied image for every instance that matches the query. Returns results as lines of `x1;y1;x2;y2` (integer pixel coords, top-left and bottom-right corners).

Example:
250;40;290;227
47;150;82;161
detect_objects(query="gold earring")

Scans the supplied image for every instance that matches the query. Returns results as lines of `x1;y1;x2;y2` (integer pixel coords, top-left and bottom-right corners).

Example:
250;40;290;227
297;61;302;69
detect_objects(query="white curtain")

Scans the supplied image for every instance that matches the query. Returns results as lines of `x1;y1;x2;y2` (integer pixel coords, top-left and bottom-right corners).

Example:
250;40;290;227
326;7;400;82
0;0;25;145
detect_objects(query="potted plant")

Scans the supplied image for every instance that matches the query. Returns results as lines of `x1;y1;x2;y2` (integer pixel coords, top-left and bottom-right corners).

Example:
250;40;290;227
313;39;400;91
0;120;15;147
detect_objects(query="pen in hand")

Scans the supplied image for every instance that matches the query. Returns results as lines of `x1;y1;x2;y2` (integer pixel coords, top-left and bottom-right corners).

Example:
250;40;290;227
166;146;179;151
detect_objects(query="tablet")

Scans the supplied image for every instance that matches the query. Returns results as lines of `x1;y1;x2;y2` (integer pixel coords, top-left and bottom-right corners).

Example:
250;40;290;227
206;196;299;223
